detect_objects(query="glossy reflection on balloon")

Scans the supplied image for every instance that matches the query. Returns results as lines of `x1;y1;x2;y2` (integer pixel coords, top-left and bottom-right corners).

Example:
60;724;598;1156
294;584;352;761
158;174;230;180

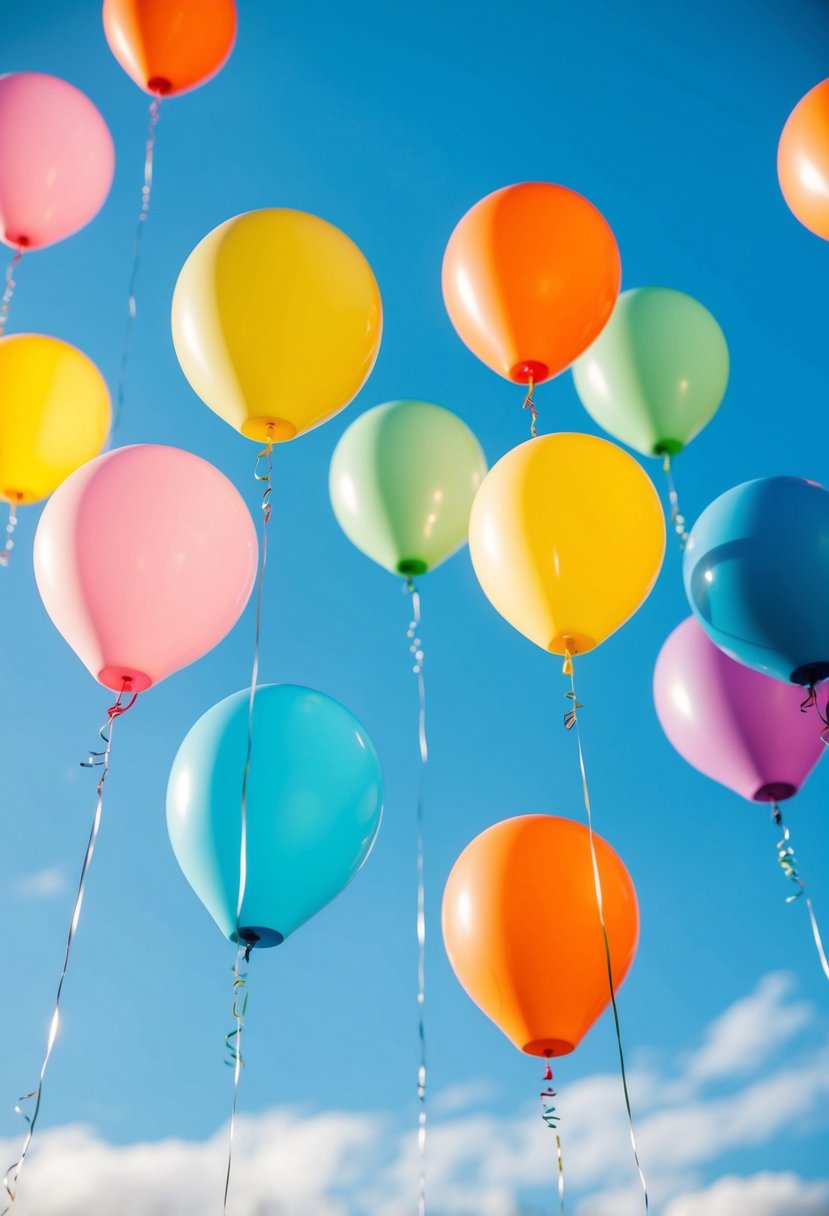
468;432;665;656
329;400;487;576
167;684;384;947
654;616;825;803
778;77;829;240
683;476;829;685
442;182;621;384
33;445;258;692
572;286;729;458
442;815;639;1056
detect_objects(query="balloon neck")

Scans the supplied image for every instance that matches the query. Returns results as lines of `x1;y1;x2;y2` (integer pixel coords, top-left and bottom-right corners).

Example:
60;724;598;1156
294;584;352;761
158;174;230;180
754;782;797;803
233;926;284;950
2;234;30;250
398;558;428;577
98;666;152;693
241;417;296;444
790;662;829;686
654;439;683;458
550;633;594;661
523;1037;574;1058
147;76;173;96
509;360;549;385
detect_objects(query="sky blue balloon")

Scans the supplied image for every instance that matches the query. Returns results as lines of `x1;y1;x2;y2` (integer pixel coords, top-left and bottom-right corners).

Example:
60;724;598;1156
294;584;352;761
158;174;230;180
167;684;384;949
683;476;829;686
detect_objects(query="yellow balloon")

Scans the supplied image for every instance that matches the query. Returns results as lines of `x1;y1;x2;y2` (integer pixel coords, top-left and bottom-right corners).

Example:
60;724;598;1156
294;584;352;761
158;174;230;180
469;433;665;656
0;334;110;506
171;208;383;443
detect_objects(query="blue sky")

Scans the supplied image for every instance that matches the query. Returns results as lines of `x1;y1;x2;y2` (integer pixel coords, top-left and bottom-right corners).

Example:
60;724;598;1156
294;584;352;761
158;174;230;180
1;1;828;1213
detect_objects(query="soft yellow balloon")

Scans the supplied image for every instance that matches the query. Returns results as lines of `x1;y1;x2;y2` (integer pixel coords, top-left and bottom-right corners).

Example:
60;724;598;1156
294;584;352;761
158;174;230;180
0;333;111;505
171;208;383;443
469;433;665;656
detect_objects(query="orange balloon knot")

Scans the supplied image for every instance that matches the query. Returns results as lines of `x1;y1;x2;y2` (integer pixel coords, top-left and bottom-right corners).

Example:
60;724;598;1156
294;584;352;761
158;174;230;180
0;501;19;567
254;430;275;525
522;374;538;439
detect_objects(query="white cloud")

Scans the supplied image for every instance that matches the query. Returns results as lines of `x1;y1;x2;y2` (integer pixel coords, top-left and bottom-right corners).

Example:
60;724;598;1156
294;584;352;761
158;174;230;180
2;973;827;1215
663;1171;829;1216
12;867;68;899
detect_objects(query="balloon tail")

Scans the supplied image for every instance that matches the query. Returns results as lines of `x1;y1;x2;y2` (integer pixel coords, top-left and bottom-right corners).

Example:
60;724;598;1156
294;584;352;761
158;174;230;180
563;668;650;1212
0;502;19;568
0;245;24;339
1;681;137;1214
222;945;251;1216
113;97;162;432
405;577;428;1216
539;1070;564;1216
661;455;689;549
236;431;274;936
771;804;829;981
523;373;539;439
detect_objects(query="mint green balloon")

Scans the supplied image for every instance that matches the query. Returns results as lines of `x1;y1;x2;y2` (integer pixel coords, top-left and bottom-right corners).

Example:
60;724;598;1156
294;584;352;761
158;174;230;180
329;400;487;576
572;287;729;458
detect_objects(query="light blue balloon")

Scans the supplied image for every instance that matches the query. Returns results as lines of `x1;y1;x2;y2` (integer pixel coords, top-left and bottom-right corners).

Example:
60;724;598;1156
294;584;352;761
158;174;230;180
683;476;829;686
167;684;383;948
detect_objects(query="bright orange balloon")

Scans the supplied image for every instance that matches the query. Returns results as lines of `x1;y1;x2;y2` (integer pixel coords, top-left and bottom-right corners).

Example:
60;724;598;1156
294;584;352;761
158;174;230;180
102;0;237;97
442;182;621;385
442;815;639;1057
778;79;829;239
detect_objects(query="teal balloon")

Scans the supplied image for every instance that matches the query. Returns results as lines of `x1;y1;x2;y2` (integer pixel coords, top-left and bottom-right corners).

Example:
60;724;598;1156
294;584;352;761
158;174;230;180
329;399;487;576
572;286;729;458
166;684;383;949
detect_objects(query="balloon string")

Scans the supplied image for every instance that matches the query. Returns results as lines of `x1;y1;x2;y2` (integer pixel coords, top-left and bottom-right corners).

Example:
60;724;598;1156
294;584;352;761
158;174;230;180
113;97;162;432
799;684;829;744
563;655;649;1213
0;503;19;568
0;246;23;339
0;681;137;1214
661;454;689;549
539;1065;565;1216
405;577;428;1216
523;373;538;439
236;431;274;937
771;803;829;981
222;944;251;1215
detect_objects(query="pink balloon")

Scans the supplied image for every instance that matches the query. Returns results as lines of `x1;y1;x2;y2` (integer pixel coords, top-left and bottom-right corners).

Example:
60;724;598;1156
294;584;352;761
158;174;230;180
654;616;825;803
0;72;115;250
34;445;258;692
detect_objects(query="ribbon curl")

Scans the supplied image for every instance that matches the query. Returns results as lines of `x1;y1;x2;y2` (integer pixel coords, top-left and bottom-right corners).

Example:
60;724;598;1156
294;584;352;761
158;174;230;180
0;245;24;339
771;803;829;981
523;373;539;439
661;454;689;549
539;1065;564;1216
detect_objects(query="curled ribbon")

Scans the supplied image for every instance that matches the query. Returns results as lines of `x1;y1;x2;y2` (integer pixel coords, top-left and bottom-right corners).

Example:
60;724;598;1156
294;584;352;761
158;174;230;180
222;946;251;1216
539;1067;564;1216
0;245;24;339
522;373;539;439
771;804;829;981
661;454;690;549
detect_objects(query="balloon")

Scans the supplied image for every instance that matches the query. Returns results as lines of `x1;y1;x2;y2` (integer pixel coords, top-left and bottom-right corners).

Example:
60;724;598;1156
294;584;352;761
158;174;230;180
0;334;111;506
167;683;383;948
34;445;257;692
469;433;665;658
171;209;382;444
329;400;488;577
654;617;825;803
572;287;729;458
778;78;829;240
0;73;114;250
102;0;237;97
442;815;638;1056
442;182;621;385
683;476;829;686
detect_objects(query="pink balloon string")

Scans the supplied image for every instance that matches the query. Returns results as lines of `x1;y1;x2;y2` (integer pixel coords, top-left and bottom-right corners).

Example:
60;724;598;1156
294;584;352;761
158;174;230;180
563;656;650;1213
404;577;428;1216
0;682;138;1213
661;454;689;549
0;503;19;568
539;1065;564;1216
0;246;24;339
522;373;539;439
114;97;162;431
771;804;829;981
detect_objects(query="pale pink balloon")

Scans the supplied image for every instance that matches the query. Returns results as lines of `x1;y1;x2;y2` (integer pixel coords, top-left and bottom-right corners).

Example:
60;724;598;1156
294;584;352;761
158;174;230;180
654;616;825;804
34;445;258;692
0;72;115;250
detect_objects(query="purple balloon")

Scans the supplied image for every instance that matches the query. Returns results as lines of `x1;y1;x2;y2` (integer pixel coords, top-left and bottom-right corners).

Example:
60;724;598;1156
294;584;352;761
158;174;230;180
654;617;825;803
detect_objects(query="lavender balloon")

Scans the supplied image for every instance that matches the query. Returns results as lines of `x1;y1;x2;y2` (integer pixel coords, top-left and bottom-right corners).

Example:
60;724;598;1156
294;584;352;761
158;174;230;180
654;617;825;803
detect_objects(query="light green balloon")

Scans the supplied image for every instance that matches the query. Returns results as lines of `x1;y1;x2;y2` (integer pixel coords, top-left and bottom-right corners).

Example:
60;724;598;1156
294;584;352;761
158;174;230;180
572;286;729;458
329;400;487;576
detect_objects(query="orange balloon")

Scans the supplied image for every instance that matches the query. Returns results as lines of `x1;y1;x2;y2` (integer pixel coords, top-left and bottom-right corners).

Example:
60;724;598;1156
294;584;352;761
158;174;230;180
778;79;829;239
442;182;621;385
442;815;638;1057
102;0;237;97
